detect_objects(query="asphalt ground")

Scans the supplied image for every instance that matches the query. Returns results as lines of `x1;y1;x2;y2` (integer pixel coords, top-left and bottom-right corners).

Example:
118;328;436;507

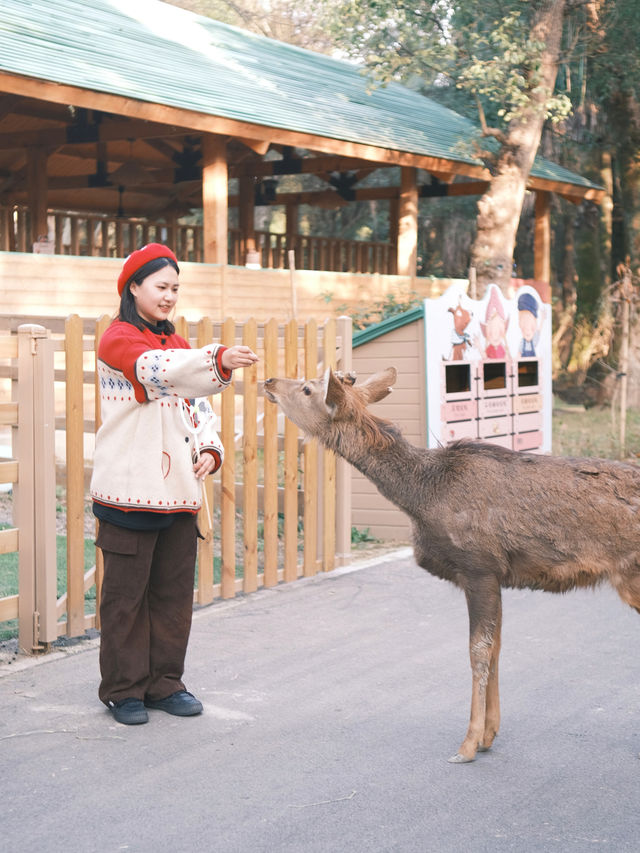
1;548;639;853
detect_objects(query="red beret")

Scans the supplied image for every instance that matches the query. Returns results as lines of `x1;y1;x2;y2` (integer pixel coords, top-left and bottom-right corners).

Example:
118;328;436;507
117;243;179;295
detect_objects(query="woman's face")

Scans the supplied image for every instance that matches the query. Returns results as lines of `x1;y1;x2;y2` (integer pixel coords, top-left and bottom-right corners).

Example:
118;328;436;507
130;265;179;325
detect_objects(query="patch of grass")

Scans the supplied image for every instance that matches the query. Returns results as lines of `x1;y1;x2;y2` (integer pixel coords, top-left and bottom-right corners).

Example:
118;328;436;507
0;532;95;641
552;397;640;460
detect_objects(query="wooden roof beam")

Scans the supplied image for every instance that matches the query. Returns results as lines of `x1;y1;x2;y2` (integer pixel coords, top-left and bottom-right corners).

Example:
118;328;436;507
0;94;21;122
236;137;271;156
230;154;384;179
142;138;184;162
527;176;605;204
0;72;489;179
0;117;190;151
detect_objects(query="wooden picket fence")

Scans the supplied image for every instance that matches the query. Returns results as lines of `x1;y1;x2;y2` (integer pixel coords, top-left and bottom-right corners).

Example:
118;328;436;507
0;314;352;653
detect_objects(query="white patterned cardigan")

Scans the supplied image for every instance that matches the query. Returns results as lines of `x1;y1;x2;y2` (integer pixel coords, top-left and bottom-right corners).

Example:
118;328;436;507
90;320;231;514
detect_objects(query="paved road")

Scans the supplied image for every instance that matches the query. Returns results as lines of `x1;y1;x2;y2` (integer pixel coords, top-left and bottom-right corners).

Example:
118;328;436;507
2;550;639;853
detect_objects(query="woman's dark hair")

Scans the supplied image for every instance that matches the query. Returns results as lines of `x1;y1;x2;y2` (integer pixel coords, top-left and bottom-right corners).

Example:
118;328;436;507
119;256;180;332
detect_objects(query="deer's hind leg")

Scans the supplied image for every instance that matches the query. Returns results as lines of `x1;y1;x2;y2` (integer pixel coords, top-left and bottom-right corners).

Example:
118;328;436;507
449;575;502;764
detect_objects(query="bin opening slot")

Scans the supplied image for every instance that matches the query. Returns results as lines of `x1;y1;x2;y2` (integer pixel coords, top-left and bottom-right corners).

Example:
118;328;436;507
445;363;471;394
518;361;539;387
483;362;506;390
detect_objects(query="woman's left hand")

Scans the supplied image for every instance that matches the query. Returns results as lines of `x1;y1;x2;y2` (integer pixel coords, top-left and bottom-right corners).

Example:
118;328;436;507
193;451;217;480
221;345;259;370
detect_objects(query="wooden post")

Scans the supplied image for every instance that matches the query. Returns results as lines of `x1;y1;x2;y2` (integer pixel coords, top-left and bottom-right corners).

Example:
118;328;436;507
64;314;86;637
534;191;551;285
196;316;215;605
468;266;477;300
617;265;633;457
94;315;110;626
242;318;258;593
335;315;352;566
27;147;48;247
262;318;279;587
288;249;297;318
220;317;236;598
16;326;37;653
16;324;57;651
239;175;257;263
303;319;318;576
0;205;10;252
321;318;337;571
286;202;298;263
283;318;299;582
201;134;228;265
30;324;56;644
397;167;418;277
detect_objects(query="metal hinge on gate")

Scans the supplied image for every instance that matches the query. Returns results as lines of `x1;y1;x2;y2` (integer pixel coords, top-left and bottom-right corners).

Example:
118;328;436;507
32;611;46;652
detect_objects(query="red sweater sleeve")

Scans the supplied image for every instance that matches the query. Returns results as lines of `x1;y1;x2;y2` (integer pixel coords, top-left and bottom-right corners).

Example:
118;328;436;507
98;321;191;402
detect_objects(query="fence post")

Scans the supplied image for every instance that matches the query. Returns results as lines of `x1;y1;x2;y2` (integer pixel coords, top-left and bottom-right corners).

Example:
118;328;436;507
93;315;110;628
220;317;236;599
262;318;279;587
242;318;258;593
196;316;215;605
64;314;86;637
335;316;353;566
283;318;299;581
303;319;318;577
321;318;337;572
16;324;57;652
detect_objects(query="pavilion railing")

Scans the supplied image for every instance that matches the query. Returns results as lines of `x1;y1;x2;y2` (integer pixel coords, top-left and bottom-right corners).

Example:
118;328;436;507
0;206;394;275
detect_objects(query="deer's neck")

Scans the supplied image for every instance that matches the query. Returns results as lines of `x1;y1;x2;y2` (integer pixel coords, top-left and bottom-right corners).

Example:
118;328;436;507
323;420;426;516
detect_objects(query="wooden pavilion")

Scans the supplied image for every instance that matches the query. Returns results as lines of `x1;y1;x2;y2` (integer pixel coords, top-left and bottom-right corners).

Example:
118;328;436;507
0;0;603;283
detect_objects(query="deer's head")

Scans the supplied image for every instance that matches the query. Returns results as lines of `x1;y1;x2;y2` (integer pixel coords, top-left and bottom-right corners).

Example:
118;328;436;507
263;367;397;442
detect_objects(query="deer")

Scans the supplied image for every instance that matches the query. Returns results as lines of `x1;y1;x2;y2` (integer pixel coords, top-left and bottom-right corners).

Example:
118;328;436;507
263;367;640;763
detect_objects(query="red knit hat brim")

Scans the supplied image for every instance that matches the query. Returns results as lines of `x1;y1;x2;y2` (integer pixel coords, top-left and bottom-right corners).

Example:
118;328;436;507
117;244;179;295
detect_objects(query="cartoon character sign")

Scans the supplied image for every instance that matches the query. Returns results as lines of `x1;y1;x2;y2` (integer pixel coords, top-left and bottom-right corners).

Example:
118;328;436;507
480;285;509;359
424;280;551;453
447;299;473;360
517;291;540;357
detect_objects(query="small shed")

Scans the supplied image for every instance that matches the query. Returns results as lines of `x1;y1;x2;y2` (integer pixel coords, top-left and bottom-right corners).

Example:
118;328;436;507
350;304;431;541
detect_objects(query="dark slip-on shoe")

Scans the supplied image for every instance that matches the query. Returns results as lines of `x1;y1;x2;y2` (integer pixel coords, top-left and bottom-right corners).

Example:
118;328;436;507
108;697;149;725
144;690;203;717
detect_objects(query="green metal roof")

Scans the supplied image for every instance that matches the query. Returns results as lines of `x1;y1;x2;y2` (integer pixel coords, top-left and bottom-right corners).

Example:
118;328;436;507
0;0;601;192
353;305;425;348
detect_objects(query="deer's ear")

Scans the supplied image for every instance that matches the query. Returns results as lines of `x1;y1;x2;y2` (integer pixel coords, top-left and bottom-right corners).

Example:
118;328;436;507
360;367;397;404
323;367;347;412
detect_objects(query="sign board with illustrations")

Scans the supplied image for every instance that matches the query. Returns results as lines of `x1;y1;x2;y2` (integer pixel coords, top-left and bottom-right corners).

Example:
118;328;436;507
424;281;552;453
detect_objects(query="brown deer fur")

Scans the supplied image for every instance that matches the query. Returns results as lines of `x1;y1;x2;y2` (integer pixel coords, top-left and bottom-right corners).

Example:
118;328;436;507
263;367;640;763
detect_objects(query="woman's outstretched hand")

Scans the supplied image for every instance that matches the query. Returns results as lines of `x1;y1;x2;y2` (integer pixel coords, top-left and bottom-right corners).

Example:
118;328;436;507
221;345;259;370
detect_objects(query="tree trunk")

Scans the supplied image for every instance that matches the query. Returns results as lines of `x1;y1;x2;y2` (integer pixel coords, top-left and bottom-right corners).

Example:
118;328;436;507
471;0;566;296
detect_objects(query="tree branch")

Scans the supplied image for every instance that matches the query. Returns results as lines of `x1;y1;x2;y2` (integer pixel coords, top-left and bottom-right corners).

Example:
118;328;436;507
475;94;507;144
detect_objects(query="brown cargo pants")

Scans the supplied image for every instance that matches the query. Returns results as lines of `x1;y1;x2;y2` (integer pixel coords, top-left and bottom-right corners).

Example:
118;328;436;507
96;514;198;706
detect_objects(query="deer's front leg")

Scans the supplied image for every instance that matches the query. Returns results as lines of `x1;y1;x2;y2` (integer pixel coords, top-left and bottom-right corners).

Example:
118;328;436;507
449;576;502;764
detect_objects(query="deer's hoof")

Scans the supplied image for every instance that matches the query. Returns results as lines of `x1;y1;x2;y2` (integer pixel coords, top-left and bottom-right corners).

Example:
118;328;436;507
447;752;475;764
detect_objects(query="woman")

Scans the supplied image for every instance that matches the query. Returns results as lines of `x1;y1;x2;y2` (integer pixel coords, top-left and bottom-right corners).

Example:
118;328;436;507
91;243;258;725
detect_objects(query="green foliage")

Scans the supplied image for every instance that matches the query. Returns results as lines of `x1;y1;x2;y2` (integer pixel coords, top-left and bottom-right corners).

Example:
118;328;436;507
456;11;571;125
319;1;573;135
331;289;423;330
351;526;379;546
